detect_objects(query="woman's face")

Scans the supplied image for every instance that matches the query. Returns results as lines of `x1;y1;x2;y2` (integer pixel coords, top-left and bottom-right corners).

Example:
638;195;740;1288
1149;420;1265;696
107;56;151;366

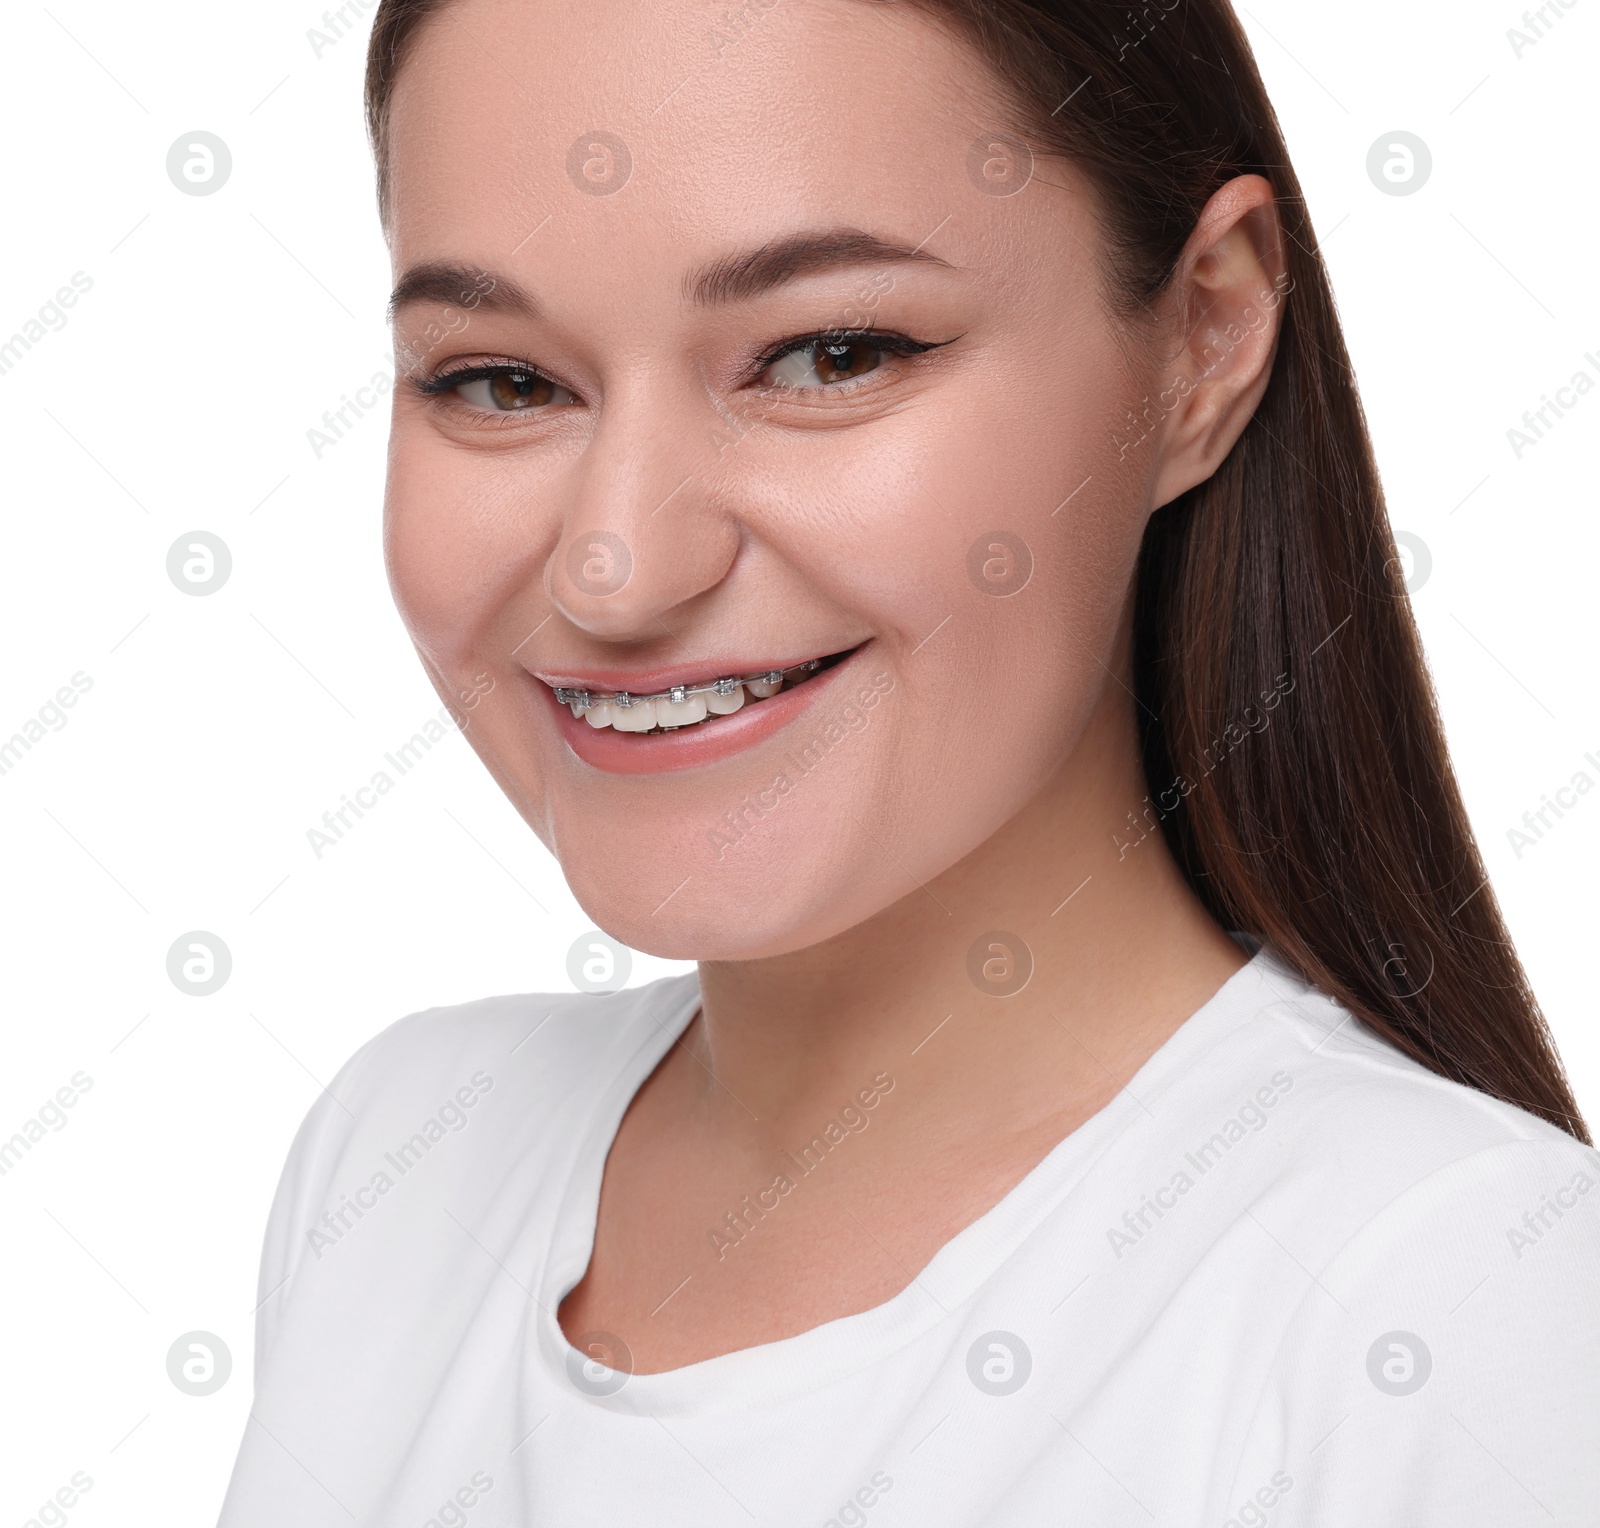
384;0;1167;959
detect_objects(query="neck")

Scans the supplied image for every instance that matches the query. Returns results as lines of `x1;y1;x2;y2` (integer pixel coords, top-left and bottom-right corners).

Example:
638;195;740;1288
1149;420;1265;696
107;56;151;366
688;671;1248;1154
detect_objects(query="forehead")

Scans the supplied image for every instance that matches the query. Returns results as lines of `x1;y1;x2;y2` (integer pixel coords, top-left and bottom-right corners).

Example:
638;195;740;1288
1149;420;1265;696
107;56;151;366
385;0;1042;278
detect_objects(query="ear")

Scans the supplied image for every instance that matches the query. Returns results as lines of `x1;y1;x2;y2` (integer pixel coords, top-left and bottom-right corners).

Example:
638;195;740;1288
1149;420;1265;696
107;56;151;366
1144;175;1289;511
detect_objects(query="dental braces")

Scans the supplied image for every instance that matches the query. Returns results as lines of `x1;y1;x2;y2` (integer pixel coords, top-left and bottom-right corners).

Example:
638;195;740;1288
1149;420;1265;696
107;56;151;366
554;658;821;713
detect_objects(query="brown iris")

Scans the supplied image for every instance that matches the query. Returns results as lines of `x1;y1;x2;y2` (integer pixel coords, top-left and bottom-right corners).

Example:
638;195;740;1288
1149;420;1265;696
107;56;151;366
488;369;559;409
808;340;882;383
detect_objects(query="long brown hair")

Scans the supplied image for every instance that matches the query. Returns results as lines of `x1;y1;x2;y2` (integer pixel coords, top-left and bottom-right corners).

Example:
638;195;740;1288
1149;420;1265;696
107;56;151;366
364;0;1588;1142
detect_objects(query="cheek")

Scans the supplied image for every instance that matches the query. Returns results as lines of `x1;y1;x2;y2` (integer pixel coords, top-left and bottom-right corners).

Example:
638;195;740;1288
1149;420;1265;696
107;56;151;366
383;429;548;662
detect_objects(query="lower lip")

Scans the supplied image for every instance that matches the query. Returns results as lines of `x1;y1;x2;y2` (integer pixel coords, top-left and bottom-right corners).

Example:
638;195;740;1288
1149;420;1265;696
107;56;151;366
538;649;863;775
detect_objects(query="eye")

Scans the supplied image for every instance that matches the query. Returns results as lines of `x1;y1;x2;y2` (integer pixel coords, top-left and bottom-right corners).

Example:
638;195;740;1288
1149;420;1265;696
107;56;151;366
446;367;576;412
757;333;917;390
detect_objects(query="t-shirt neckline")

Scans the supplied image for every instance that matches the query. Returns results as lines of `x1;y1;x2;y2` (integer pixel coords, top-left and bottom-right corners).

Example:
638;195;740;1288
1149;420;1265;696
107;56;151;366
533;944;1292;1417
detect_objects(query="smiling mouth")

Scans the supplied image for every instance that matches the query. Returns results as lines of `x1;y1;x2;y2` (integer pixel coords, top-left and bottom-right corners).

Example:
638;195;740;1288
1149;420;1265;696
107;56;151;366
548;648;859;735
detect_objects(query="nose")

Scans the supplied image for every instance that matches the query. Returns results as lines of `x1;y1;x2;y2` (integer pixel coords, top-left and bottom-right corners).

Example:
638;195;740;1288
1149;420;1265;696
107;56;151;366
545;383;742;641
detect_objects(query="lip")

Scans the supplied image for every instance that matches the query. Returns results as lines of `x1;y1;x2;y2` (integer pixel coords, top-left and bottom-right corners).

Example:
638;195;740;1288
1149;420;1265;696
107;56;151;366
534;645;867;775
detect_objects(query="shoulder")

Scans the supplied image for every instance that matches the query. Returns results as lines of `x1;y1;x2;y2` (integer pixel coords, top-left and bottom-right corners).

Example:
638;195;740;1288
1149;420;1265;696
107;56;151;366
325;970;699;1123
1217;953;1600;1523
1224;947;1595;1204
247;972;698;1370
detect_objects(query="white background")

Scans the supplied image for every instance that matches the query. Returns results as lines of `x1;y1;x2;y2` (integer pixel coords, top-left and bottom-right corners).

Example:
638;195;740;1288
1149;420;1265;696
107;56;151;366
0;1;1595;1521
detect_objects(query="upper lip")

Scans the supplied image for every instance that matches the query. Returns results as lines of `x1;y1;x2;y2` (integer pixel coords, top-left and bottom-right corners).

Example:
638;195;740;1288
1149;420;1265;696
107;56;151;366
529;647;856;694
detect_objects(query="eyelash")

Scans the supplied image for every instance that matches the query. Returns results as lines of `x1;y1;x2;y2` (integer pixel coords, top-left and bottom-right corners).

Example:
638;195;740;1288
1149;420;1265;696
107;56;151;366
750;327;949;381
412;328;951;410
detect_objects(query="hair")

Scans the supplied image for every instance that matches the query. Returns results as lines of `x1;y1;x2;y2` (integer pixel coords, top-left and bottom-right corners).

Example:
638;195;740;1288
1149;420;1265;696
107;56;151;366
364;0;1588;1143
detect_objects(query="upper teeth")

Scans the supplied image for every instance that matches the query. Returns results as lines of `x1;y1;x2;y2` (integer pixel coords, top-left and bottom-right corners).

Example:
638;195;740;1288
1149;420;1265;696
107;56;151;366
554;659;820;733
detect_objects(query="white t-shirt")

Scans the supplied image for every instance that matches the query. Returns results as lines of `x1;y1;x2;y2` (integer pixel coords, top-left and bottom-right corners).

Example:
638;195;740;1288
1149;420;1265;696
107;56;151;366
218;947;1600;1526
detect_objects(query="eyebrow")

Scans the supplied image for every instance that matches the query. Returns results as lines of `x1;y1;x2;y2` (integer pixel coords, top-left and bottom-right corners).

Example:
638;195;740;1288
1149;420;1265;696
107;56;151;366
388;228;956;322
683;227;956;306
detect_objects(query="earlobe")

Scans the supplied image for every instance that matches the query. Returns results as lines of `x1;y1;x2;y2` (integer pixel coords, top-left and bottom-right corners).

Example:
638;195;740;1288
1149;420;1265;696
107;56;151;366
1144;177;1288;509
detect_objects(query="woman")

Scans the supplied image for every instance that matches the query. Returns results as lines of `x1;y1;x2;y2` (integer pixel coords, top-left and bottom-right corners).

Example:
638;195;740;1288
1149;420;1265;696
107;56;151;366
220;0;1599;1523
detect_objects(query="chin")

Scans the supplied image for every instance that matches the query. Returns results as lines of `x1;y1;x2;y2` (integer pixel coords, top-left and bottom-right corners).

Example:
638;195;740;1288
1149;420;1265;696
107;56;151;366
557;832;896;963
